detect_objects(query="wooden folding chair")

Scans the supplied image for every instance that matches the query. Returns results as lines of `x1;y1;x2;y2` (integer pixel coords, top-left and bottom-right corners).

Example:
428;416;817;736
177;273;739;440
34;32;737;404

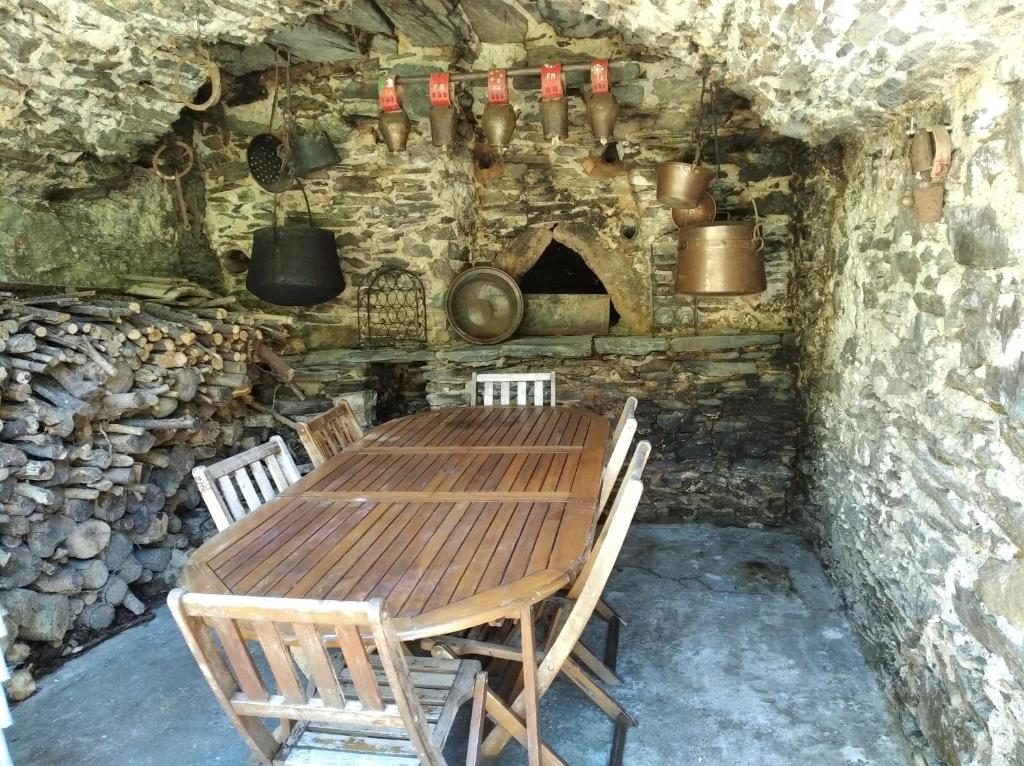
192;435;301;532
426;442;651;766
470;371;556;406
168;589;487;766
295;400;363;467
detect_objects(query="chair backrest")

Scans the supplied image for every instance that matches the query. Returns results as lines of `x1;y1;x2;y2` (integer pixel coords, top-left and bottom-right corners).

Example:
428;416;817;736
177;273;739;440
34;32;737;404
295;400;363;467
192;435;301;532
470;371;556;406
540;442;650;695
168;590;445;766
599;397;639;510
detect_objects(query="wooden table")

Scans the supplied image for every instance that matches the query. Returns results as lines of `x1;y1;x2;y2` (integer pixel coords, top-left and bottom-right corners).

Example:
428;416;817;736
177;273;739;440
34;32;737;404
181;406;610;640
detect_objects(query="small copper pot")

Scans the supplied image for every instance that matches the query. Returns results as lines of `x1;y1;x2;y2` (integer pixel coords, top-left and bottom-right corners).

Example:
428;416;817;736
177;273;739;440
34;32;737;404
482;103;517;149
588;92;619;144
379;109;410;152
657;161;714;207
430;106;457;150
540;97;569;141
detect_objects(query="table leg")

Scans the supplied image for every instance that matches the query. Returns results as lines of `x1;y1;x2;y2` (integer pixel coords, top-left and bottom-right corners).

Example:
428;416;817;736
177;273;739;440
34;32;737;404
520;604;541;766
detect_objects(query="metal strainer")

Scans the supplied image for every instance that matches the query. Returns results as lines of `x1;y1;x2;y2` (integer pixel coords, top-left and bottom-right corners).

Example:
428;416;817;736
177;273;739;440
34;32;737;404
247;133;293;192
246;49;295;193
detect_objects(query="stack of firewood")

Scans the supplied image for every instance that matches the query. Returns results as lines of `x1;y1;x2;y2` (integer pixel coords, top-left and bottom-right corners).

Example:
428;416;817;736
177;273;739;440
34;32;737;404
0;286;297;700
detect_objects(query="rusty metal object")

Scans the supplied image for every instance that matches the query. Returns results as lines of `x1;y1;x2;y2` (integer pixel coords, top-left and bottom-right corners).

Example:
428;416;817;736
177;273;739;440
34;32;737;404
173;47;221;112
671;192;717;229
656;161;714;207
152;139;194;230
445;267;523;345
519;294;610;336
359;267;427;348
675;220;765;296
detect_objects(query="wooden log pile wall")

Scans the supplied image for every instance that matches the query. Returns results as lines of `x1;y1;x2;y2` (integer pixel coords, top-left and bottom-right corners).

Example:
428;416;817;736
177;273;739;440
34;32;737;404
0;288;296;699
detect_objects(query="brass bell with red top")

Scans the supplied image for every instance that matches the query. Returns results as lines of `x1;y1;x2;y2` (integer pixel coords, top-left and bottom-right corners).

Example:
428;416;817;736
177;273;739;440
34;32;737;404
586;59;618;144
428;72;457;151
481;69;516;150
539;63;568;143
378;75;410;152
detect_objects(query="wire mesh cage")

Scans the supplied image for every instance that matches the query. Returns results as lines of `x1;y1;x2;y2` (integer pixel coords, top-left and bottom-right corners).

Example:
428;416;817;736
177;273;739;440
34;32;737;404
358;267;428;348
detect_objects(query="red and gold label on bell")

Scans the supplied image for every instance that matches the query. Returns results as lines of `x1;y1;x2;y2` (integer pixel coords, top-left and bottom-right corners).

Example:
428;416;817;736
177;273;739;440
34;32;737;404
590;59;610;94
540;63;563;100
378;75;400;112
429;72;451;107
486;69;509;105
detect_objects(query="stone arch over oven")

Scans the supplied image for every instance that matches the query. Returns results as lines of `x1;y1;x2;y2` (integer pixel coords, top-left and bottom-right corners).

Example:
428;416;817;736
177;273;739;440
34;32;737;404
491;223;650;334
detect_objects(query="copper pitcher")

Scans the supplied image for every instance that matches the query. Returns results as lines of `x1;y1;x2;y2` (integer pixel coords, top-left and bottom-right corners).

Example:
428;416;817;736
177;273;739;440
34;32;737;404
587;92;619;144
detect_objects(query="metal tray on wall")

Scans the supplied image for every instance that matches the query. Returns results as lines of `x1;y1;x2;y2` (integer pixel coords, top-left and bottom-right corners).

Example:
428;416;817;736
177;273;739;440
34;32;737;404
518;294;610;336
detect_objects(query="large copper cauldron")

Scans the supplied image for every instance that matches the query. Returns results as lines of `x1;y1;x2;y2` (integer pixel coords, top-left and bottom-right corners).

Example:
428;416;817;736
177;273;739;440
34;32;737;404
675;220;766;296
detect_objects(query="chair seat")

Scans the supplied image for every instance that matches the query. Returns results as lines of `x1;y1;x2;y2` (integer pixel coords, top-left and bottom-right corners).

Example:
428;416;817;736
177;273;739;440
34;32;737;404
276;655;480;765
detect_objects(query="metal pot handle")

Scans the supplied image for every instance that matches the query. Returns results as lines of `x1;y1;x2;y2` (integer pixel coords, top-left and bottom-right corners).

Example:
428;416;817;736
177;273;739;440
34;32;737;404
714;210;731;221
752;236;765;252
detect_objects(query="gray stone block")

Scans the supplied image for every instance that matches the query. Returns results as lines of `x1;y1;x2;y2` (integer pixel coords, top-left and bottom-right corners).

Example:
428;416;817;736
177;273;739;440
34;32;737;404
669;335;780;354
593;337;669;355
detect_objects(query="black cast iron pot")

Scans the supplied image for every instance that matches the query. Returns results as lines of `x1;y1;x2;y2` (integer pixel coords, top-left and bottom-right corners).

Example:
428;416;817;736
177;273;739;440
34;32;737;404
247;224;344;306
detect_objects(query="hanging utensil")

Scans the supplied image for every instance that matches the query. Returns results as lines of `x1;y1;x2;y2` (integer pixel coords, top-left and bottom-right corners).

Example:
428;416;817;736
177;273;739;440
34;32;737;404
152;139;194;230
378;75;410;152
671;192;717;229
587;59;618;144
247;51;295;192
247;187;345;306
445;267;523;345
291;127;341;176
482;68;516;150
428;72;457;151
675;198;765;295
539;63;569;144
658;68;718;208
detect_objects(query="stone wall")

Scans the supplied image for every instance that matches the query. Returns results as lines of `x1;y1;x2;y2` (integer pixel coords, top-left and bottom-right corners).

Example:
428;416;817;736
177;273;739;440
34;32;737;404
289;333;799;526
794;58;1024;764
0;168;218;289
196;26;799;346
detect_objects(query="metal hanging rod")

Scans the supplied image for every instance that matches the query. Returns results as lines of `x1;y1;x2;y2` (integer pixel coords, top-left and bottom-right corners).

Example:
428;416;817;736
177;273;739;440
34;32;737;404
389;60;624;85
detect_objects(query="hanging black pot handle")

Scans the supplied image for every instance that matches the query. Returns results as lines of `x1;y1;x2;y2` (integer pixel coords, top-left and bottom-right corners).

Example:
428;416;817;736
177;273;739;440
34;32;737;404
270;182;315;241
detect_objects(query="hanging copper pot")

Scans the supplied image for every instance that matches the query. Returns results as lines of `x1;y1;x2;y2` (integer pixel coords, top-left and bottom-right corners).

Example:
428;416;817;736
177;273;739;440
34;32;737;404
674;206;765;296
482;69;516;149
247;195;344;306
587;60;618;144
539;63;568;142
657;158;714;208
378;75;410;152
428;72;457;151
671;192;717;229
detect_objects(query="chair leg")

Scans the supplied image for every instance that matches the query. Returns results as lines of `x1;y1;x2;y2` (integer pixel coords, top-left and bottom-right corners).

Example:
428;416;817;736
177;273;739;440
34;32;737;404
467;671;488;766
572;640;622;686
603;611;622;674
562;658;636;726
608;713;631;766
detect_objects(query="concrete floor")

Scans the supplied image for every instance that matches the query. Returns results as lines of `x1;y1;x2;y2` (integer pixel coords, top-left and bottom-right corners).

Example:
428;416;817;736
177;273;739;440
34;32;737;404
9;524;910;766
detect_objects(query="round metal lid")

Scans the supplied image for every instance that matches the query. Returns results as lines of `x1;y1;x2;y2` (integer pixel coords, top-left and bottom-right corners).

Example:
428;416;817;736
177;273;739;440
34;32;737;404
445;266;523;345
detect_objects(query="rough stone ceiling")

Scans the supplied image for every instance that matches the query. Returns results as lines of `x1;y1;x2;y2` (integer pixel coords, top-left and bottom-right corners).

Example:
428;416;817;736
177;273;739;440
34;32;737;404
3;0;1024;195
